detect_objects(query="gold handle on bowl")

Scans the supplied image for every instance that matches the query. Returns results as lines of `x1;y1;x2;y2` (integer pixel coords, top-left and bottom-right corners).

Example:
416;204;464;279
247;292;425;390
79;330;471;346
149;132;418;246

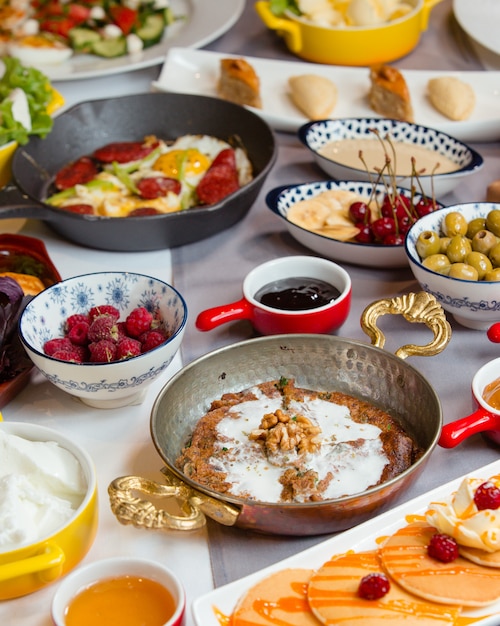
254;1;303;53
108;468;240;532
360;291;451;360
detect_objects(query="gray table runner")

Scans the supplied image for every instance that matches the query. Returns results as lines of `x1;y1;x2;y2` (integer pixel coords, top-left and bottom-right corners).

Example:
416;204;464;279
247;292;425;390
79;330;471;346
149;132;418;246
171;0;500;588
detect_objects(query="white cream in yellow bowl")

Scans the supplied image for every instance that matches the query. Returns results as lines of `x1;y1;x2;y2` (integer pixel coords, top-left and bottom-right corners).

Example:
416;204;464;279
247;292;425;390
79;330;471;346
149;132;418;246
0;421;98;599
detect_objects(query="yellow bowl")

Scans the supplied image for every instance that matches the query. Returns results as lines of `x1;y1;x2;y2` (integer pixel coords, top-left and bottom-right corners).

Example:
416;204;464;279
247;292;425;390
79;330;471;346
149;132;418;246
0;422;98;599
255;0;443;66
0;87;64;189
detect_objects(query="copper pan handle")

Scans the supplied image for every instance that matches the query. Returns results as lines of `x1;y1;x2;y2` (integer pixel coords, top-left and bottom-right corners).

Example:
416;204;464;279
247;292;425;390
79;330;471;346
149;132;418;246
360;291;451;360
108;467;240;532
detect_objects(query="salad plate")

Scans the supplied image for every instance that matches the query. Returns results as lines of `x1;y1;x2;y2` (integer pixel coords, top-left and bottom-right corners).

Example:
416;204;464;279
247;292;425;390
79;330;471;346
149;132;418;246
453;0;500;57
154;48;500;143
33;0;244;82
193;459;500;626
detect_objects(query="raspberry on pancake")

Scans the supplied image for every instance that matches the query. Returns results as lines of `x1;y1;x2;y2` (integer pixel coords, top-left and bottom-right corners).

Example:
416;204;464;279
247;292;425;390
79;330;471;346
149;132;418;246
379;521;500;607
307;549;459;625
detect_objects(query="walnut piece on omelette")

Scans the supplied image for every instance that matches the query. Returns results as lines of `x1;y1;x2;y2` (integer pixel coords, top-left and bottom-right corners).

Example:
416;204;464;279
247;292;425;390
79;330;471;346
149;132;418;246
175;378;422;503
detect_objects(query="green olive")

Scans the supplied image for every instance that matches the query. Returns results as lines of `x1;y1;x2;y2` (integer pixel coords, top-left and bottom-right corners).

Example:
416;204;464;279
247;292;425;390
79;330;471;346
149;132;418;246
422;253;451;274
486;210;500;237
472;229;498;255
442;211;468;237
467;217;486;239
439;236;451;254
489;242;500;268
484;268;500;282
448;263;479;281
465;251;493;280
416;231;441;259
446;234;472;263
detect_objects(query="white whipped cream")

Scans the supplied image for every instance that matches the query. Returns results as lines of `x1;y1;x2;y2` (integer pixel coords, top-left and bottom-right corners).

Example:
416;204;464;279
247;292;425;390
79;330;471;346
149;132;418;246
0;431;87;551
426;474;500;553
212;386;388;503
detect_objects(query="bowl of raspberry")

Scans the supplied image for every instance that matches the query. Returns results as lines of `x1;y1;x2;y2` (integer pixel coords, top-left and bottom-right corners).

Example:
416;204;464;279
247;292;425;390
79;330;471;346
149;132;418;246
18;272;187;409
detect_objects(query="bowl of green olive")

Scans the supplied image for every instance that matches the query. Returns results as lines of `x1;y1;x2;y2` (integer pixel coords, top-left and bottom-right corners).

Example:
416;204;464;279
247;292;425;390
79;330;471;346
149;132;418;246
405;203;500;330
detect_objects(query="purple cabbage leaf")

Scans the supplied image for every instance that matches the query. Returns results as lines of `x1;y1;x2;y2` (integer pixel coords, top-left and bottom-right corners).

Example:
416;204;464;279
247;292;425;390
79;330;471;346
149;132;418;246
0;276;33;383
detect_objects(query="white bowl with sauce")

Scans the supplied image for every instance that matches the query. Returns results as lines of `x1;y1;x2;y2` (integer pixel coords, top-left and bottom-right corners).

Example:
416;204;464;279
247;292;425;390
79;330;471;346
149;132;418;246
298;118;483;199
51;556;186;626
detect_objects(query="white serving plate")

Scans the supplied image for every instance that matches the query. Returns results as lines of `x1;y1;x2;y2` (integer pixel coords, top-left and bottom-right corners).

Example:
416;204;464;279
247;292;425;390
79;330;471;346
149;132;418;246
454;0;500;57
33;0;244;82
193;459;500;626
154;47;500;143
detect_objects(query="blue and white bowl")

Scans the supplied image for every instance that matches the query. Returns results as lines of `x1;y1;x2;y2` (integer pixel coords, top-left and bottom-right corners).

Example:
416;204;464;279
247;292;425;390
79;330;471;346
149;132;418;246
19;272;187;408
266;179;443;268
405;203;500;330
298;118;483;198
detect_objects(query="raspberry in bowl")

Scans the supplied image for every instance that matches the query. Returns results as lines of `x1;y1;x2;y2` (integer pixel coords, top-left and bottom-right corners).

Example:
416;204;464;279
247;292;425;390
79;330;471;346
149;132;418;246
18;272;187;408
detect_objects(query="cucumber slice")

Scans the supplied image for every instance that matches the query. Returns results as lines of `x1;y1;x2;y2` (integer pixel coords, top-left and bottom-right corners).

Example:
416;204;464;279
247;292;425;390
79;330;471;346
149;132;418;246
69;27;101;52
135;14;165;47
164;7;174;25
91;37;127;58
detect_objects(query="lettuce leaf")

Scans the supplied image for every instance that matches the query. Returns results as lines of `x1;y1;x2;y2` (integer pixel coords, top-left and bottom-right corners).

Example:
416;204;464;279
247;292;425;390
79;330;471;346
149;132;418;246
0;56;54;147
269;0;301;16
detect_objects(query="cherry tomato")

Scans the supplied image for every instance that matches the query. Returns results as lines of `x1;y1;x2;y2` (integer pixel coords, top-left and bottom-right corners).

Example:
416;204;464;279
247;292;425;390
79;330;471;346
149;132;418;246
416;198;437;217
355;223;374;243
382;195;411;220
383;233;405;245
398;214;414;234
487;323;500;343
372;217;396;240
109;6;138;35
349;201;369;223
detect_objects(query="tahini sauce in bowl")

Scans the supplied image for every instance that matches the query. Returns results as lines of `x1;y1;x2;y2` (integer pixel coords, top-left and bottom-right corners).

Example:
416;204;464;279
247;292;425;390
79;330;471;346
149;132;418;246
298;118;484;197
318;138;460;175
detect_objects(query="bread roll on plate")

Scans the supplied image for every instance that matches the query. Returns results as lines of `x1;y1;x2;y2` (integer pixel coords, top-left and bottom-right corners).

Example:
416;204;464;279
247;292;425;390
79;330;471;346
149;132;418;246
427;76;475;121
288;74;337;120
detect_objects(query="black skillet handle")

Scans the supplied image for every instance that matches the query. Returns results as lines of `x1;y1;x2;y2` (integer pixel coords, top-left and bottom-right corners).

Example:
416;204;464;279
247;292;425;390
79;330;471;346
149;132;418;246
0;184;51;219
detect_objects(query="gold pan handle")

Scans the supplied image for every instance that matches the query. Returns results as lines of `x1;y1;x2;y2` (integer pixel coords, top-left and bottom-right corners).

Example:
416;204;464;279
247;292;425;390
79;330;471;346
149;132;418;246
108;467;240;532
360;291;451;360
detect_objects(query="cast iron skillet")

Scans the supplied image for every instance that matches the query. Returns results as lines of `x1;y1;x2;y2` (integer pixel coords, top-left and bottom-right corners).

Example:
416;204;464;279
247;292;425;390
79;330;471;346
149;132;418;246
0;93;277;252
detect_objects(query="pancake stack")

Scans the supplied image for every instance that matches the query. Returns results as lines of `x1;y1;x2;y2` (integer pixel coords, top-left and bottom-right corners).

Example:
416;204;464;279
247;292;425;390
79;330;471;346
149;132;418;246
228;475;500;625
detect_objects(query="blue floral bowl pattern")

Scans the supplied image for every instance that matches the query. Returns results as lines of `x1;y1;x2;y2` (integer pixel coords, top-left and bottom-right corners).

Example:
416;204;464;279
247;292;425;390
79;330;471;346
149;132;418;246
266;179;443;268
298;118;483;198
405;203;500;330
19;272;187;408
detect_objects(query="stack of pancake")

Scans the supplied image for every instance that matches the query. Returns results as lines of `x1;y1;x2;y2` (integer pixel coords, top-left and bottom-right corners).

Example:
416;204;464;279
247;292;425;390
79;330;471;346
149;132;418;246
229;498;500;625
